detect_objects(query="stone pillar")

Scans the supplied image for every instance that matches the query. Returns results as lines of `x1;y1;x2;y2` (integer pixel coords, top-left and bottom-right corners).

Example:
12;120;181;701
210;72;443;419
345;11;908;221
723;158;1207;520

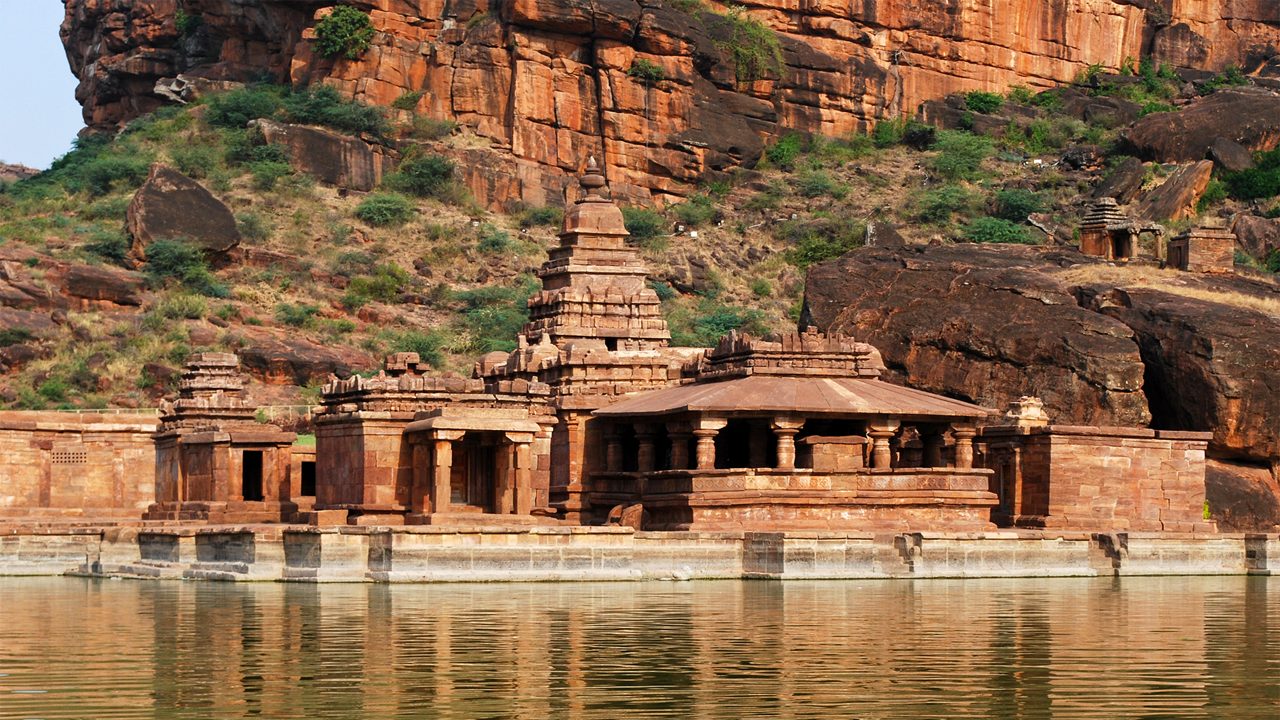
922;429;945;468
666;422;691;470
749;424;770;468
868;421;900;470
431;431;464;514
410;440;431;514
635;423;656;473
952;425;977;470
693;418;727;471
605;429;624;473
772;417;805;470
512;438;534;516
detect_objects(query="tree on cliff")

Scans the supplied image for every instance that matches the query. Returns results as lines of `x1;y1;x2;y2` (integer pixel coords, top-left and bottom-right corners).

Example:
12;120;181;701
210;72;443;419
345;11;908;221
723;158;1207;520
314;6;375;61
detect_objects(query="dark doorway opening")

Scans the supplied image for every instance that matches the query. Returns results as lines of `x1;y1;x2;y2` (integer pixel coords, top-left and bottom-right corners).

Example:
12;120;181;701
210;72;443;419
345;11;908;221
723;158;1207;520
242;450;264;502
300;461;316;497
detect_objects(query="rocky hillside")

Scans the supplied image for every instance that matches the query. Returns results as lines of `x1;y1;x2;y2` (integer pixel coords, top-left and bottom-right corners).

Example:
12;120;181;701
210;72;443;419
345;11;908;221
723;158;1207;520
61;0;1280;206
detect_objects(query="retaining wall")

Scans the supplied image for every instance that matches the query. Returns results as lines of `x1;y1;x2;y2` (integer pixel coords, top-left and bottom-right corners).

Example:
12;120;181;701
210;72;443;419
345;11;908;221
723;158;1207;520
1;526;1276;582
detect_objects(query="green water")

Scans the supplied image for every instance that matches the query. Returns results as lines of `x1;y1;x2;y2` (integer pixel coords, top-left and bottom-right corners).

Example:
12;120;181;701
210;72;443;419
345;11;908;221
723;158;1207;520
0;576;1276;719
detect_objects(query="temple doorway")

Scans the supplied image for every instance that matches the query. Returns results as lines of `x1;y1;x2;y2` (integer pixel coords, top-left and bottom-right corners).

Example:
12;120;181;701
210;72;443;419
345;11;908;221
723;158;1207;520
242;450;264;502
451;432;502;512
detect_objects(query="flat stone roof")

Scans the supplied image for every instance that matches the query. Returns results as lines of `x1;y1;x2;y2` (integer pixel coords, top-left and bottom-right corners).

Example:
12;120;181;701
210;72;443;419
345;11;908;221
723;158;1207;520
594;375;990;420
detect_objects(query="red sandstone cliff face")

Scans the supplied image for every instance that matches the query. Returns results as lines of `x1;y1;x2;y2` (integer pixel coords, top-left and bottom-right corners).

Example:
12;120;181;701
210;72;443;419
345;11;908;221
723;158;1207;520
61;1;1280;203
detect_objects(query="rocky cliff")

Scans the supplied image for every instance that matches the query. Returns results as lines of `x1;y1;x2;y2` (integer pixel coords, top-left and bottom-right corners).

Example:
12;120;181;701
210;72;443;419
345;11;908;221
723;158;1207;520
61;0;1280;204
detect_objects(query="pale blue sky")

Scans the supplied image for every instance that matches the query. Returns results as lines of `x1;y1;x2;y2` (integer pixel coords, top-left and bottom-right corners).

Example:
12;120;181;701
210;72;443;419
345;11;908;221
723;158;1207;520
0;2;85;169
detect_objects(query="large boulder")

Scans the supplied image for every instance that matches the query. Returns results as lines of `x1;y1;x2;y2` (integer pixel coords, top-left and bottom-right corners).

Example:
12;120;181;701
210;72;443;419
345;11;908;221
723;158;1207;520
802;245;1152;426
1086;281;1280;465
56;263;146;307
1093;156;1148;204
1132;160;1214;222
1123;89;1280;162
1232;214;1280;261
1206;460;1280;532
256;120;396;192
233;327;374;386
125;164;240;263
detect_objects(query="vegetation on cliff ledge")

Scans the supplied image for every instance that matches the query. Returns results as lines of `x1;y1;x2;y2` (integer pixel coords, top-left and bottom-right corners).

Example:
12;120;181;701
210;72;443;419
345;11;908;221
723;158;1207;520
314;6;376;61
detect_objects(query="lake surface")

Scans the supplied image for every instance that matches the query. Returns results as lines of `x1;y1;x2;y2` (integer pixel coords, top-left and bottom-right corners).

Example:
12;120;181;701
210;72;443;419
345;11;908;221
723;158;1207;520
0;576;1276;719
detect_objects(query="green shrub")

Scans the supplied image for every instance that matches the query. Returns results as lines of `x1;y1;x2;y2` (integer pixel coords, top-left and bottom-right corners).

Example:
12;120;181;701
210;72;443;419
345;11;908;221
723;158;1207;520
154;292;208;320
1197;179;1229;212
673;194;717;227
931;130;992;180
668;298;769;347
170;144;219;179
628;59;665;84
236;211;272;243
962;216;1036;244
775;215;864;268
38;377;70;403
222;129;289;167
355;193;415;226
275;303;320;328
0;328;35;347
1006;85;1034;104
314;5;376;60
409;116;459;140
750;278;772;297
517;206;563;229
622;207;667;243
83;156;150;196
872;119;906;148
476;223;512;254
391;90;424;111
384;154;455;198
993;188;1044;221
708;5;785;84
144;239;228;297
84;228;130;263
916;185;978;224
175;9;202;36
795;170;847;199
384;329;446;367
1139;101;1175;117
1266;249;1280;274
648;280;678;301
1200;65;1248;95
764;133;804;169
206;87;283;129
282;85;389;137
451;277;538;354
965;91;1004;114
342;262;410;308
249;160;293;191
330;250;376;278
1224;148;1280;200
82;196;130;221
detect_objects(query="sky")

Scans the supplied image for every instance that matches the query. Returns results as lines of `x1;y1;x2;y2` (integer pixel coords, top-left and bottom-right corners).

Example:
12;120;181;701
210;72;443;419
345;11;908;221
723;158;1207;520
0;2;85;169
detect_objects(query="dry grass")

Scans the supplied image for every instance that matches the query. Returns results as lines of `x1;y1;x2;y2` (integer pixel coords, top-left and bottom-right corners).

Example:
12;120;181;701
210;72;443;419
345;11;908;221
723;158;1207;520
1053;263;1280;317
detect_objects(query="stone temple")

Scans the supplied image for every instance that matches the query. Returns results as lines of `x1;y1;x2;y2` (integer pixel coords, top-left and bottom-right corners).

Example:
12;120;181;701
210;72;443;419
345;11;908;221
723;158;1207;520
0;163;1217;538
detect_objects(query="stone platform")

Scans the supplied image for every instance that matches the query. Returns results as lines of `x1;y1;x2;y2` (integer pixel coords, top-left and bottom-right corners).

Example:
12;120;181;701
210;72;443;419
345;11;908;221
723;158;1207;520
0;525;1275;582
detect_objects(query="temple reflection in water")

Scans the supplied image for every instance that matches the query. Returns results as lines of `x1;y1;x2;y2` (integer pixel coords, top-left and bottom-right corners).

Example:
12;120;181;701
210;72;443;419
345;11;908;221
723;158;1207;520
1;577;1275;719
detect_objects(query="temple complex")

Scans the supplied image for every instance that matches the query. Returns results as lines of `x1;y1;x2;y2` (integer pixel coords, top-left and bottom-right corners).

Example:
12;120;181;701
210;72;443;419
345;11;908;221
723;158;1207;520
0;162;1230;542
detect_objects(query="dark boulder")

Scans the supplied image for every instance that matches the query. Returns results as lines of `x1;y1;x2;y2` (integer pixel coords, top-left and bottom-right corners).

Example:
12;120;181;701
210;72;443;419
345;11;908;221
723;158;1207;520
1093;156;1148;204
126;164;240;263
803;245;1151;426
1232;214;1280;261
1132;161;1213;222
256;120;396;192
1123;89;1280;162
234;327;374;386
1205;460;1280;532
1209;136;1255;173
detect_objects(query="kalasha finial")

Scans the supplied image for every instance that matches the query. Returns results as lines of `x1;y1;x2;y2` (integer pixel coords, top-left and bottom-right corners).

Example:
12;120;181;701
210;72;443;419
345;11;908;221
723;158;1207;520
579;155;607;200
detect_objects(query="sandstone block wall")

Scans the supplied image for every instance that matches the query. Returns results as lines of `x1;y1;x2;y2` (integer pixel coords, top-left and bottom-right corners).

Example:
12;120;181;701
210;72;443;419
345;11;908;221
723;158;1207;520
0;412;158;519
984;426;1215;532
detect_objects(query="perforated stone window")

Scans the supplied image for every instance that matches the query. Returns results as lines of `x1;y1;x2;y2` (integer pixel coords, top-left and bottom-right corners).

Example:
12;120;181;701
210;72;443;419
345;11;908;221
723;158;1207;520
51;449;88;465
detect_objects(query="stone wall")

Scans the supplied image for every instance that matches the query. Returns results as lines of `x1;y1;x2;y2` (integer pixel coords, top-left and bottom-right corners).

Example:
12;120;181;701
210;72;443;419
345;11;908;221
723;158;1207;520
982;425;1216;533
4;525;1274;580
0;412;158;521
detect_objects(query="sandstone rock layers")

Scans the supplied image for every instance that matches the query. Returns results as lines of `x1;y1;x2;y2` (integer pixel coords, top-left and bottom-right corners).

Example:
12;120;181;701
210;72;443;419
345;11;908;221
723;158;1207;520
62;0;1280;204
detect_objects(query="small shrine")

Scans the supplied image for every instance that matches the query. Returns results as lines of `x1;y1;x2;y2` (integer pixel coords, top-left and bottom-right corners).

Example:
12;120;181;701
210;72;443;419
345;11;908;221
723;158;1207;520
146;353;299;523
1079;197;1166;262
1168;224;1237;273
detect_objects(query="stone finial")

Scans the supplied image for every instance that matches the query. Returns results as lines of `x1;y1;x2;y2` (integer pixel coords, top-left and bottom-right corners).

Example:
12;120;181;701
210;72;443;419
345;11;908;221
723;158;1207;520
1003;396;1050;427
579;156;607;201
